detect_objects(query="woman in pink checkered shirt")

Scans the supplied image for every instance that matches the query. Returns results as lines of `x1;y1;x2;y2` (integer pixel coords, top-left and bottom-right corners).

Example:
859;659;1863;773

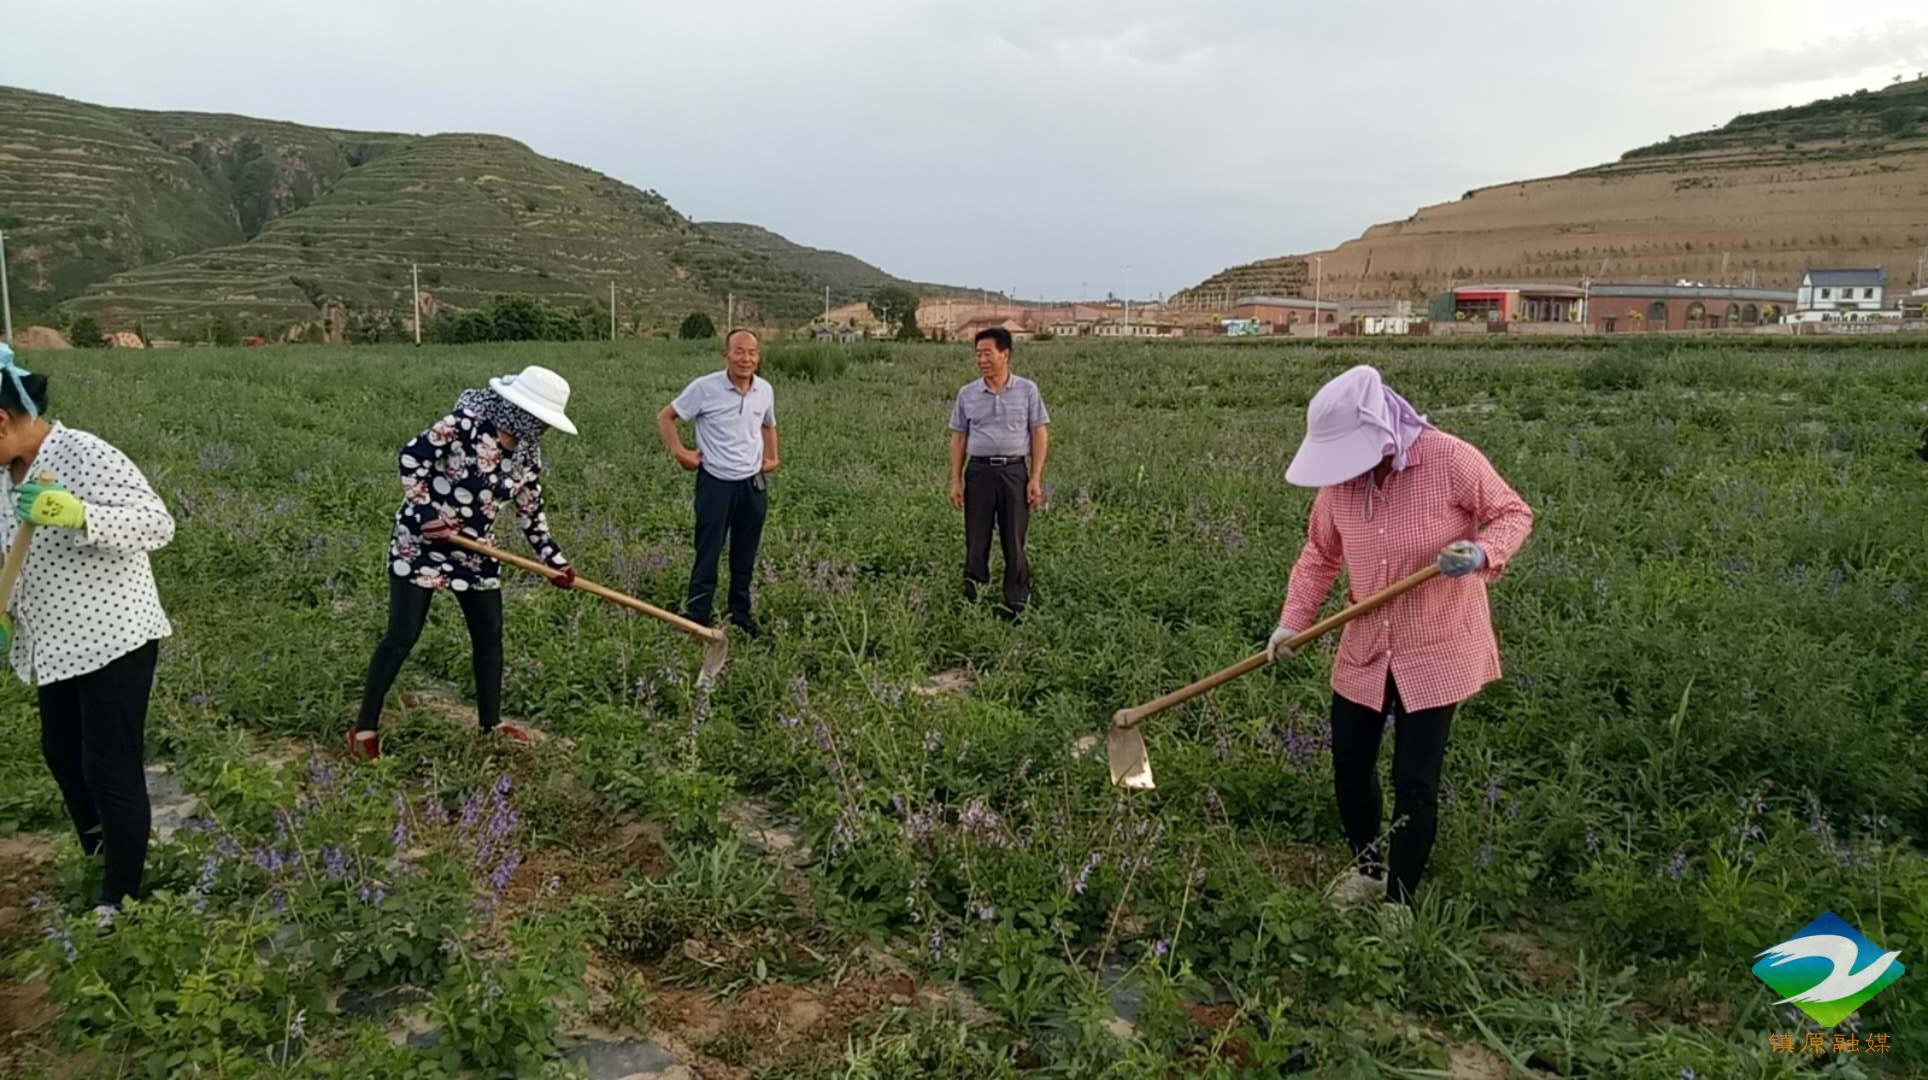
1270;365;1533;907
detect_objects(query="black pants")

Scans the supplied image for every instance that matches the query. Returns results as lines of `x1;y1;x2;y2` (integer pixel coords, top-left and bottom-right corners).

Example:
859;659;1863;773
1329;676;1456;904
357;576;503;732
686;469;767;627
963;461;1030;614
39;639;160;907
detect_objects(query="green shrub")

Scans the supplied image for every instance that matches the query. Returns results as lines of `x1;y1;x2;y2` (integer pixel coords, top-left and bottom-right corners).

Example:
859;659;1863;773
765;343;849;381
679;312;716;340
66;313;105;348
1577;352;1650;392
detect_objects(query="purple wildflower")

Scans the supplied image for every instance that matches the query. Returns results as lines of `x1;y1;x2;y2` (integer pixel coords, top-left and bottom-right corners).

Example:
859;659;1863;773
812;720;834;753
927;924;944;961
789;673;809;709
197;853;221;890
1153;939;1170;958
1664;850;1689;880
391;791;409;853
269;887;287;914
307;757;338;791
1484;773;1504;809
1505;798;1521;821
253;847;284;874
42;922;77;964
489;851;522;895
978;904;996;922
323;845;348;881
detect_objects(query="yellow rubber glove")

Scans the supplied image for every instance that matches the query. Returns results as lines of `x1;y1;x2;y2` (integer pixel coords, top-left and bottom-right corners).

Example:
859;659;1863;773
15;481;86;529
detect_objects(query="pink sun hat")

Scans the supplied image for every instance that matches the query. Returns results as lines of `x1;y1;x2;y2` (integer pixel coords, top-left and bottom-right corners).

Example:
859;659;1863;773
1285;365;1432;488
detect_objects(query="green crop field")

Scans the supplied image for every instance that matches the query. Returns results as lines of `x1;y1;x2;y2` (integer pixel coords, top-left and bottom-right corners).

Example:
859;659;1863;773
0;338;1923;1077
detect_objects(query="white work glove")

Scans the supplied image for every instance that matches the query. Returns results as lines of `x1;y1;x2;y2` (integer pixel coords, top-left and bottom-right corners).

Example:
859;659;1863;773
1266;624;1298;662
1439;540;1486;579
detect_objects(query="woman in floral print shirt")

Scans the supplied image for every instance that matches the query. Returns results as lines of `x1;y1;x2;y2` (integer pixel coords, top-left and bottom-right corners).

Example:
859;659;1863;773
351;366;580;759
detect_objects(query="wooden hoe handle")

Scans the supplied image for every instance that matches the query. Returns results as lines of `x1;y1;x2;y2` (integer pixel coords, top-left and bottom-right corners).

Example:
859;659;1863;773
0;471;55;612
1113;564;1442;730
444;533;725;644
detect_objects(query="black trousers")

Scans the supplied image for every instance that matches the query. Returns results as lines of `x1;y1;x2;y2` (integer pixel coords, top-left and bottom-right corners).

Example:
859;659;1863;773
962;460;1030;614
1329;676;1456;904
39;639;160;907
357;576;503;732
685;469;767;627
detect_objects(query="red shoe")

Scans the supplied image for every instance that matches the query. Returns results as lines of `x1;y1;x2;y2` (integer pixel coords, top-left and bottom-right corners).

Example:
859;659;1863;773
494;722;534;744
346;728;382;761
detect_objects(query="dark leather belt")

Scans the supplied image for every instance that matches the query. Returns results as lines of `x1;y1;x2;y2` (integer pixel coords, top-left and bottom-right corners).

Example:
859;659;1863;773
969;455;1026;466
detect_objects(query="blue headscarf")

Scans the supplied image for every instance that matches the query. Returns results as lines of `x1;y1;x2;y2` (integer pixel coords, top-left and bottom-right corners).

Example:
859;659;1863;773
0;344;37;420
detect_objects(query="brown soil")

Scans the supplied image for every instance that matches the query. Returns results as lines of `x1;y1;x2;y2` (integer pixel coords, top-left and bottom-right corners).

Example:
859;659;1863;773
1486;930;1572;987
0;832;63;1070
1251;843;1343;889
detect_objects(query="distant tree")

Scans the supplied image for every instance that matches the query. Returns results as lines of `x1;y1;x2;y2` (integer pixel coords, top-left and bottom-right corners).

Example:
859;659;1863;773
868;285;920;339
67;314;105;349
487;294;547;341
208;314;240;347
679;312;717;340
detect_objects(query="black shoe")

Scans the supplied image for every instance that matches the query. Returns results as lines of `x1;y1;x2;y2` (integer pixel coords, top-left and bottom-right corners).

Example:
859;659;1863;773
730;616;762;640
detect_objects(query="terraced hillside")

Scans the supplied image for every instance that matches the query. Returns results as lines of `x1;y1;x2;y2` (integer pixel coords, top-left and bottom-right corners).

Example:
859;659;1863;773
0;86;401;312
1175;76;1928;305
66;131;834;339
1;86;964;339
700;221;973;306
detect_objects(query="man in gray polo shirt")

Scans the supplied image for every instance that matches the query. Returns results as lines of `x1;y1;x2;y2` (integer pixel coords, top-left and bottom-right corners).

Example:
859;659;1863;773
657;328;779;637
948;327;1050;620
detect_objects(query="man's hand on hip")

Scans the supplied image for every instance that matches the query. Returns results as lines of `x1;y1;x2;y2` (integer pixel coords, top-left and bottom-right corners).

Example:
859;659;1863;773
673;448;702;472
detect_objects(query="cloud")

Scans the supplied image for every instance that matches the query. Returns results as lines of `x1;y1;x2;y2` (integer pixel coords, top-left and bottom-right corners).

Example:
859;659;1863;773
1708;21;1928;91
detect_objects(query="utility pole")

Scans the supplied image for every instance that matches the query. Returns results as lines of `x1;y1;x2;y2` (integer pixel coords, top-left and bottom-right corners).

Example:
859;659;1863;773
411;262;422;346
823;285;830;322
0;230;12;344
1313;255;1323;338
610;282;617;341
726;292;734;332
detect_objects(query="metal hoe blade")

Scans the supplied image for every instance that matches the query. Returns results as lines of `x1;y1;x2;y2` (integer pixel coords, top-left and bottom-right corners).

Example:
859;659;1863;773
1107;714;1155;790
697;635;729;689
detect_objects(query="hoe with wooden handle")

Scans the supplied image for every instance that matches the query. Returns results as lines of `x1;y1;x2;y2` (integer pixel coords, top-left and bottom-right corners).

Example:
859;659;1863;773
0;472;56;620
1107;563;1443;790
445;534;730;686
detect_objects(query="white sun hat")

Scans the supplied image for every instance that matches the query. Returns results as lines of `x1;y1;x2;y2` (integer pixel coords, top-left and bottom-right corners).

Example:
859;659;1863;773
489;365;578;435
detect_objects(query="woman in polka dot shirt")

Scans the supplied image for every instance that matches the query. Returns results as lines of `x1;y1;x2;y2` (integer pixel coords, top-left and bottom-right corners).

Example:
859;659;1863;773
351;366;579;759
0;346;175;911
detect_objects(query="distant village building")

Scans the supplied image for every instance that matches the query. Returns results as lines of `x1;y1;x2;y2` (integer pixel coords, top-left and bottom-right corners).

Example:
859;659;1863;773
812;323;861;343
1905;287;1928;320
1451;284;1583;324
1230;296;1340;330
1586;283;1794;332
953;316;1031;342
1793;268;1892;321
1089;320;1182;338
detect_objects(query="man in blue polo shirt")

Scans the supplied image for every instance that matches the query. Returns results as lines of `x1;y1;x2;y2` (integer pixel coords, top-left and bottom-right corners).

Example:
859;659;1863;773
947;327;1050;620
658;328;780;637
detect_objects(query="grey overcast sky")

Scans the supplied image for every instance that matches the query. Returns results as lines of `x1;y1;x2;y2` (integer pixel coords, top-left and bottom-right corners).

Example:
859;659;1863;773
8;1;1926;297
